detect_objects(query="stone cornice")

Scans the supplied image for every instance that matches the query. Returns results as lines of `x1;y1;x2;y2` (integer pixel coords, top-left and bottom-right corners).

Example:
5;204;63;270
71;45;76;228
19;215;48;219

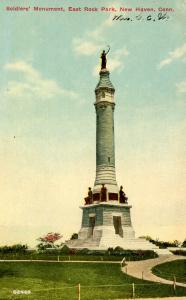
94;101;115;109
80;202;132;209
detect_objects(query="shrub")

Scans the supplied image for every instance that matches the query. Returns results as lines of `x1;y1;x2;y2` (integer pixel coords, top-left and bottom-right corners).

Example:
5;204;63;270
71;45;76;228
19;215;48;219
171;250;186;256
70;233;78;240
76;248;89;255
182;239;186;247
60;245;71;254
0;244;28;254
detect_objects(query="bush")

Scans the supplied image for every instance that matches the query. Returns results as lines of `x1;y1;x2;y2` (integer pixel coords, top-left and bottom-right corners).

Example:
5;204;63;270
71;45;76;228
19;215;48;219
105;248;157;260
60;245;71;254
76;248;89;255
148;238;181;248
171;250;186;256
0;244;28;254
70;233;78;240
182;239;186;247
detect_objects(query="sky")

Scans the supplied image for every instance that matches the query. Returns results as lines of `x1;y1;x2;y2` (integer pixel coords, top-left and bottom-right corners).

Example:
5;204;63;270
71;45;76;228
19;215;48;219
0;0;185;247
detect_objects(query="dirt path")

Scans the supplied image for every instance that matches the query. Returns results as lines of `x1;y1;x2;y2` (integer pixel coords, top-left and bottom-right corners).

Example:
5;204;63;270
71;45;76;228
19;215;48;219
122;255;186;288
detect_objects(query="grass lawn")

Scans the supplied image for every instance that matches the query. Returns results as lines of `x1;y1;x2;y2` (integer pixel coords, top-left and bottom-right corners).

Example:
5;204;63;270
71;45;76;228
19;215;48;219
152;259;186;284
0;262;186;300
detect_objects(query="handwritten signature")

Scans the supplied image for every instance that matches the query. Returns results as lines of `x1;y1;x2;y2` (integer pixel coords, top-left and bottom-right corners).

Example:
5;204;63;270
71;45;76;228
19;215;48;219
113;12;170;22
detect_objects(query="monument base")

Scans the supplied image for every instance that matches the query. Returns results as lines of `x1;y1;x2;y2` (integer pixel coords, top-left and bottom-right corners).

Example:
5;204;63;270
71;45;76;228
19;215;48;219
66;237;157;251
66;202;157;250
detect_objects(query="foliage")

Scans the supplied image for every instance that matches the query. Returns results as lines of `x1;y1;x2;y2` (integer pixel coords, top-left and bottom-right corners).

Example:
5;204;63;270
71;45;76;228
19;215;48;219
0;248;157;262
182;239;186;247
37;232;62;250
0;244;28;254
173;240;181;247
0;242;157;261
70;233;78;240
37;232;62;244
171;250;186;256
37;242;53;251
60;245;71;254
142;237;181;248
75;248;89;255
106;247;157;260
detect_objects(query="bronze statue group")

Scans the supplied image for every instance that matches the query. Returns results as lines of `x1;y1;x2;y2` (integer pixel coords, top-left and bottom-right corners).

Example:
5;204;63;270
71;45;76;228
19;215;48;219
84;185;128;205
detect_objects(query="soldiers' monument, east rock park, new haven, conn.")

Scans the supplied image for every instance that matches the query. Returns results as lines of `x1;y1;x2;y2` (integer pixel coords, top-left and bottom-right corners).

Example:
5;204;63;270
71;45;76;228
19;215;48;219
67;50;156;250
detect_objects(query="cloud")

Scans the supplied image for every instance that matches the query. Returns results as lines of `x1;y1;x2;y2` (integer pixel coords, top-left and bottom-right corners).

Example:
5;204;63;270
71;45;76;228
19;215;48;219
3;60;78;100
176;80;186;93
87;16;114;41
72;19;113;57
73;39;100;56
73;14;116;57
158;43;186;69
5;61;39;80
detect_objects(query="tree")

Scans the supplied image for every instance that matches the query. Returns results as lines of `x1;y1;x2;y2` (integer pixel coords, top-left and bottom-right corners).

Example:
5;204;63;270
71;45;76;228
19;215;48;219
70;233;78;240
0;244;28;253
37;232;62;249
173;240;181;247
182;239;186;247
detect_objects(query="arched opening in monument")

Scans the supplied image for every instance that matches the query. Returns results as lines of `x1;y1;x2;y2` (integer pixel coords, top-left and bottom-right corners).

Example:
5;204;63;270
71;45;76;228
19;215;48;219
113;216;123;237
89;216;95;237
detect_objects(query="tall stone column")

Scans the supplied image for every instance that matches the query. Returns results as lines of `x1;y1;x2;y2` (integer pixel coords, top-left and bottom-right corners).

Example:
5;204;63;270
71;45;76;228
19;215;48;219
93;69;118;194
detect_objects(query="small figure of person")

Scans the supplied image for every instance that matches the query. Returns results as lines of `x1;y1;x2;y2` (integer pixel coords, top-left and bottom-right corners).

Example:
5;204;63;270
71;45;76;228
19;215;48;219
101;46;110;70
100;184;107;202
84;187;93;205
119;186;128;203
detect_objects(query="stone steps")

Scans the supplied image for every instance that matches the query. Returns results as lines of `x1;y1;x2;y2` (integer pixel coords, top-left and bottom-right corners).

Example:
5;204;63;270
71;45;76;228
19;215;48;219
67;236;159;251
155;248;173;255
66;237;101;249
100;237;158;250
68;237;173;253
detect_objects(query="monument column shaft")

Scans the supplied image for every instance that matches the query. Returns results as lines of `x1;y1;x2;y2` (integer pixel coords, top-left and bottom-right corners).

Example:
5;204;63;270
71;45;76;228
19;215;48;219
93;69;118;190
94;101;117;187
96;103;115;167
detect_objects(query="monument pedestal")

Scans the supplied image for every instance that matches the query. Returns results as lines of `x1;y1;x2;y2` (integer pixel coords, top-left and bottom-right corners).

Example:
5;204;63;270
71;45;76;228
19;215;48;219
79;202;135;240
67;202;157;250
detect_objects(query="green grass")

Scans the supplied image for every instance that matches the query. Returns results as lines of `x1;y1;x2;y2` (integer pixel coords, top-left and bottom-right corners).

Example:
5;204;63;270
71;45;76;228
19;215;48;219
0;262;186;299
152;259;186;284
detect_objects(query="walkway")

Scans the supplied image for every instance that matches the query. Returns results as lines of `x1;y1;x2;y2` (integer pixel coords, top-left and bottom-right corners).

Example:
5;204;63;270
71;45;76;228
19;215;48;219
122;255;186;287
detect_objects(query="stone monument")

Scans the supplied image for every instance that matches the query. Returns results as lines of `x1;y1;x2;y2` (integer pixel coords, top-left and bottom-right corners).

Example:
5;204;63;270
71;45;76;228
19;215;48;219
67;50;156;250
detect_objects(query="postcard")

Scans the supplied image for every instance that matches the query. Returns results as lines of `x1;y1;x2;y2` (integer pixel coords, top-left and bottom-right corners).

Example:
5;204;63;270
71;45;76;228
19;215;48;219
0;0;185;299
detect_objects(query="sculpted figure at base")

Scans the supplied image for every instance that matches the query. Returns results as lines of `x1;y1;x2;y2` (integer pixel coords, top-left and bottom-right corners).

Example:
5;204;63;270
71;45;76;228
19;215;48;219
119;186;128;203
84;187;93;205
100;184;107;202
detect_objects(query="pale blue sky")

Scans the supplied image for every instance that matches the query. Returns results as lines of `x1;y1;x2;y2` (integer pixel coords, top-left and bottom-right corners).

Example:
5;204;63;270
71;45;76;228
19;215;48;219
0;0;185;246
